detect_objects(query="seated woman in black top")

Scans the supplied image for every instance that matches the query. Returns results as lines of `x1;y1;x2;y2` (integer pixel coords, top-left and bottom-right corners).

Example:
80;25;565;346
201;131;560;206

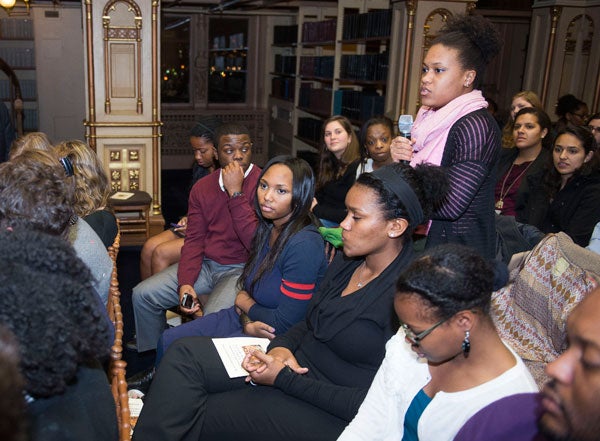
132;163;449;441
530;124;600;246
312;115;361;227
494;107;552;222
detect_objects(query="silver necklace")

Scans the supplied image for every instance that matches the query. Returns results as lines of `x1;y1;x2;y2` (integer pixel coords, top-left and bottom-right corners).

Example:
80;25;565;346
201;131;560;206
356;262;367;288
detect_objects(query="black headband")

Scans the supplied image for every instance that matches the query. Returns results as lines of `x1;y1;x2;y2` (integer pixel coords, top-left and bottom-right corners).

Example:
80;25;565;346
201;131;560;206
371;166;424;225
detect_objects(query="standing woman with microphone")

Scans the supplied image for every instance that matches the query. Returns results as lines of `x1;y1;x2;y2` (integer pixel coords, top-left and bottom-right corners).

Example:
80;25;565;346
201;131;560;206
391;15;502;259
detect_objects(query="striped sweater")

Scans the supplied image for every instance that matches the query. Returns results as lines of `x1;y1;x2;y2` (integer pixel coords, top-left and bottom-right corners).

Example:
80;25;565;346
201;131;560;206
426;108;501;259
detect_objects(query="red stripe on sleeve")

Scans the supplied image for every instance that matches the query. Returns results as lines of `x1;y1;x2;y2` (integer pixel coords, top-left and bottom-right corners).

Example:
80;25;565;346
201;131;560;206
282;279;315;290
281;286;313;300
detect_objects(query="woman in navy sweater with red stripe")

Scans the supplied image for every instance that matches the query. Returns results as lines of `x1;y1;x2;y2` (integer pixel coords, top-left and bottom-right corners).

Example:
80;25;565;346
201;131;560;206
155;155;328;363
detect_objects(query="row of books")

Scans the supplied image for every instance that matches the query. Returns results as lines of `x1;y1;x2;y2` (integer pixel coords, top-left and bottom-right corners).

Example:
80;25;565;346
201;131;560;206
340;53;389;82
342;9;392;41
297;117;323;144
274;55;296;75
211;32;245;50
301;19;336;44
273;25;298;46
0;47;35;69
299;56;334;78
0;79;36;100
298;84;332;115
333;90;385;122
0;18;33;40
23;108;38;131
212;55;245;72
271;77;295;101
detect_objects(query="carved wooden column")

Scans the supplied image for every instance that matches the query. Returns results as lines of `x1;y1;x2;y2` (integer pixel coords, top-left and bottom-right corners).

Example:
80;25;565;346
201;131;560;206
541;6;561;107
82;0;163;222
525;1;600;114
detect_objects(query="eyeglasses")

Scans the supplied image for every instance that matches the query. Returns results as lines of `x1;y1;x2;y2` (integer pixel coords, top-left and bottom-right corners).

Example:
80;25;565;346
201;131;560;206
588;125;600;133
573;112;589;120
401;319;447;346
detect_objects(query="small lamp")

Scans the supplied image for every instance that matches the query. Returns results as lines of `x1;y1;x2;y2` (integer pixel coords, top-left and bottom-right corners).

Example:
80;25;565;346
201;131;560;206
0;0;16;9
0;0;30;15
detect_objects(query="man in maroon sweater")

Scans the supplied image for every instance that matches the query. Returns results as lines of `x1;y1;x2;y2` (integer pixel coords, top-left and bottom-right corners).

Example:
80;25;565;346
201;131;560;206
132;123;261;352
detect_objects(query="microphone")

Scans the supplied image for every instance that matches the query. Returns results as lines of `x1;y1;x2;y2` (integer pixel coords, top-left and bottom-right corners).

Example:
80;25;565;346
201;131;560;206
397;114;413;165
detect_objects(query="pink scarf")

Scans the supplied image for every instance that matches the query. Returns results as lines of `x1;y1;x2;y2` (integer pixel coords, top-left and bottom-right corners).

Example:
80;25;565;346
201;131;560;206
410;90;488;167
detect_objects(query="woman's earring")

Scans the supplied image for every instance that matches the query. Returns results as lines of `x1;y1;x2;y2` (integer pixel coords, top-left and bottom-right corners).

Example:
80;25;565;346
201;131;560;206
462;330;471;357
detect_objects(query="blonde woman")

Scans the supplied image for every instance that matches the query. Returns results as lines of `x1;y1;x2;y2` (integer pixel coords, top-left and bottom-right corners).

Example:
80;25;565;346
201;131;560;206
55;140;117;248
9;131;52;159
501;91;542;148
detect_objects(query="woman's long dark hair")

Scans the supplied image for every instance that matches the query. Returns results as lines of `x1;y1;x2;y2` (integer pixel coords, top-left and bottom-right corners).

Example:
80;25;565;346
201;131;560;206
238;156;317;294
544;124;600;198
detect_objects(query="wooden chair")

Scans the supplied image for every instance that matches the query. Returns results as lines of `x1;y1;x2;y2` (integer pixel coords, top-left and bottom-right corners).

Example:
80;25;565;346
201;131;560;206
108;190;152;246
106;229;132;441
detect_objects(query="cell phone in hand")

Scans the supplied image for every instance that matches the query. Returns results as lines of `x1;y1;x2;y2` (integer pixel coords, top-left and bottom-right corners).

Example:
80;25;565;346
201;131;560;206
180;293;195;309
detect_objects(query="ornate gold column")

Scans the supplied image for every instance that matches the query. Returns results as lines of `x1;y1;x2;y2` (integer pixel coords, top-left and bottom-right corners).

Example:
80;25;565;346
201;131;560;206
84;0;97;151
82;0;163;219
400;0;417;114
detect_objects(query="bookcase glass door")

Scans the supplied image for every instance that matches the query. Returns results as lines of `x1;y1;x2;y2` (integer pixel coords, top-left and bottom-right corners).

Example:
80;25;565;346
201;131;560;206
208;17;248;103
161;15;191;104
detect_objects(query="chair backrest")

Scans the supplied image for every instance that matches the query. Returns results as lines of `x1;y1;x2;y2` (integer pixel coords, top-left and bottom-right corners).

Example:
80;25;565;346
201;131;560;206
492;232;600;387
106;228;132;441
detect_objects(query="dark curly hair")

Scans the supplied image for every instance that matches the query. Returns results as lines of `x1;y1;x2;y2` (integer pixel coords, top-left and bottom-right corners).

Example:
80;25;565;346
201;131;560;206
355;163;449;235
396;243;495;319
0;229;111;398
0;150;74;237
555;94;586;118
433;14;502;89
0;325;26;441
190;116;222;145
214;122;251;149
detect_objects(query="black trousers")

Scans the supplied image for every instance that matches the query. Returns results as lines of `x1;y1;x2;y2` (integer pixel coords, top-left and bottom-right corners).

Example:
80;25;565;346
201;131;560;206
132;336;347;441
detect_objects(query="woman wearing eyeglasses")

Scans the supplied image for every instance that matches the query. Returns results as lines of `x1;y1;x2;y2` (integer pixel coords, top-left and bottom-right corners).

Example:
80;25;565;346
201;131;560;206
338;244;537;441
554;94;588;134
587;113;600;147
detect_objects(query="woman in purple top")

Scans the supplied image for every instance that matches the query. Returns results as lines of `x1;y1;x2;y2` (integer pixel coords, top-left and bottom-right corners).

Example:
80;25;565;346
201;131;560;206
155;155;328;363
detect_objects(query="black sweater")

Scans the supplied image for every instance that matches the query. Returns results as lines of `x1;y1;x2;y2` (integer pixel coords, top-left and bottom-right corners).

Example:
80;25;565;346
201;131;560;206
270;245;414;421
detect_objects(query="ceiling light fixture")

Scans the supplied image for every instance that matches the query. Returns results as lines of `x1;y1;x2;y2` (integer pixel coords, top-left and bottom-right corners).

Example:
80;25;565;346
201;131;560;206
0;0;16;8
0;0;30;15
